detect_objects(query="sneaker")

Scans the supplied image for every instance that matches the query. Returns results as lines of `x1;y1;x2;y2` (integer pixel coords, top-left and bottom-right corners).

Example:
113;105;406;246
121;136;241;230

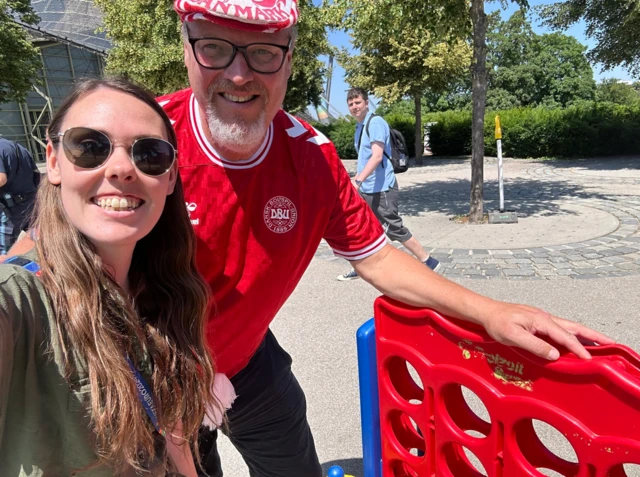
424;256;442;273
337;269;359;281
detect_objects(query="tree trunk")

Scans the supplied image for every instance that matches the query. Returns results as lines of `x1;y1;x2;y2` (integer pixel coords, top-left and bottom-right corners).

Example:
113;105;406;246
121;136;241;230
414;94;423;165
469;0;488;224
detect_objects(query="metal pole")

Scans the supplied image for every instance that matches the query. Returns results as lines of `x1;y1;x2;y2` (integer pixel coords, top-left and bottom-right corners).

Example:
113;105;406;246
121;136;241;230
497;139;504;212
495;115;504;212
325;55;333;105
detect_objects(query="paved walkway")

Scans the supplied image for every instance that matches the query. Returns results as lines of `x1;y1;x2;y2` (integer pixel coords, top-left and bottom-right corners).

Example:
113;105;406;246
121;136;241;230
316;156;640;280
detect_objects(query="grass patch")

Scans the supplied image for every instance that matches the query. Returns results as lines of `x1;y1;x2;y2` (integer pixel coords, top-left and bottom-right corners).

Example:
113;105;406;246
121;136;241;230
450;213;489;224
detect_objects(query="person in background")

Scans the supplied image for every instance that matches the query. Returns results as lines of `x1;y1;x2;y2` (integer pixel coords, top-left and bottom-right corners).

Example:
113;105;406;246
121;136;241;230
0;78;226;476
0;136;40;255
337;87;439;281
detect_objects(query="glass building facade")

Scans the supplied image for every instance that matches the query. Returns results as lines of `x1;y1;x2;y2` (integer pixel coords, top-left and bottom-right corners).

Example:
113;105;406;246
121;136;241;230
0;42;105;162
0;0;109;161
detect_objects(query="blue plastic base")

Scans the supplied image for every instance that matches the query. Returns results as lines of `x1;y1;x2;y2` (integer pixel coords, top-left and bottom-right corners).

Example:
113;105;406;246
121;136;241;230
356;318;382;477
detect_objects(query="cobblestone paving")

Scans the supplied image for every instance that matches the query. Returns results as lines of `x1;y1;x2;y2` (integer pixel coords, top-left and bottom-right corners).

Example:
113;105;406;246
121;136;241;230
314;158;640;280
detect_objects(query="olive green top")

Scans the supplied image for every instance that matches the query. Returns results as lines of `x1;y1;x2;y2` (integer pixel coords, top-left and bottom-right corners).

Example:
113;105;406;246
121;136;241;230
0;256;169;476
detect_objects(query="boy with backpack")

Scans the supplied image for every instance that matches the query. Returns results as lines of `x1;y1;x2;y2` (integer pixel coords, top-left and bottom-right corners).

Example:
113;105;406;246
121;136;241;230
337;88;441;281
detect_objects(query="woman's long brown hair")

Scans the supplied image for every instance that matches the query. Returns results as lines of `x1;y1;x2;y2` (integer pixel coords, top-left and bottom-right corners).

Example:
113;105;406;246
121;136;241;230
34;78;217;473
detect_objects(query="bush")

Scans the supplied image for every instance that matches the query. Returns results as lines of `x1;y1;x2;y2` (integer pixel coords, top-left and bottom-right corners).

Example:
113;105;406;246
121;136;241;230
423;102;640;158
311;119;357;159
424;110;472;156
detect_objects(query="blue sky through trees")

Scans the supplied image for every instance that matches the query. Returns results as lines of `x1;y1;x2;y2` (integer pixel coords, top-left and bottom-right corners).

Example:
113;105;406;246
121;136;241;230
317;0;634;116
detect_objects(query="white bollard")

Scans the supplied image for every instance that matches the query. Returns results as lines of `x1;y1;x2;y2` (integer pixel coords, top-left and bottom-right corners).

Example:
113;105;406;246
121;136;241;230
495;116;504;212
497;138;504;212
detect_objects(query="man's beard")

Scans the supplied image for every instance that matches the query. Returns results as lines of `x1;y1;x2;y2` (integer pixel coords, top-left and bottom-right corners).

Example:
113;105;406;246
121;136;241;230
205;81;269;156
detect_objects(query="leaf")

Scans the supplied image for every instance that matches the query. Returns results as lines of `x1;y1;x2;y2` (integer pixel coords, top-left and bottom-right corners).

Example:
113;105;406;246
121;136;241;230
0;1;40;103
538;0;640;78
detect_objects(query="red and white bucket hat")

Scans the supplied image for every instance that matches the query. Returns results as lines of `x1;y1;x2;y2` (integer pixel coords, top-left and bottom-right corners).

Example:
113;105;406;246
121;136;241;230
174;0;299;33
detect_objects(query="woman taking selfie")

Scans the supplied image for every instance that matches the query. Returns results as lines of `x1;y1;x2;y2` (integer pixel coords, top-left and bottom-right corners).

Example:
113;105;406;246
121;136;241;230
0;78;221;476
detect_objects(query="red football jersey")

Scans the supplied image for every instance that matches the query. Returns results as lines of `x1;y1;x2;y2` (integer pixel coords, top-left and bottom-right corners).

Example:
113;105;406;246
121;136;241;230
158;88;385;376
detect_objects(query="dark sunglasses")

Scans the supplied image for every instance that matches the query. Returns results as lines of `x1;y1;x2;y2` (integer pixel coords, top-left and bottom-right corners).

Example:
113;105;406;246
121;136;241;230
50;127;176;177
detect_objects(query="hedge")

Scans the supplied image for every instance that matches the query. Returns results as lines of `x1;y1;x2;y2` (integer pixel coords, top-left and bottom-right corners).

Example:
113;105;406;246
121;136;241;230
312;119;357;159
424;102;640;158
311;102;640;159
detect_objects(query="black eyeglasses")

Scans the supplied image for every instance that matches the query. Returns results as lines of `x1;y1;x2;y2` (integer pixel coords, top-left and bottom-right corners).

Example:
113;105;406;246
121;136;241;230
50;127;176;177
188;37;291;74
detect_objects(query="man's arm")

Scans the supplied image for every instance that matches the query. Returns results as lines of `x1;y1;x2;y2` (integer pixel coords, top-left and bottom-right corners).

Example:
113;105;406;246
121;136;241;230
354;141;384;184
353;244;615;360
0;146;9;188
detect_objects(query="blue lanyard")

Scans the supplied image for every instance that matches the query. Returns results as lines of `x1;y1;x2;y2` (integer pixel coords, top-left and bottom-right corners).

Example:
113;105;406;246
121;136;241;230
126;356;166;437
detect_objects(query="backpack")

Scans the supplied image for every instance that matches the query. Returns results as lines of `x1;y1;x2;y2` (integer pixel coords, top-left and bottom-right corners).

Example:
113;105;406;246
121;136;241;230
359;114;409;174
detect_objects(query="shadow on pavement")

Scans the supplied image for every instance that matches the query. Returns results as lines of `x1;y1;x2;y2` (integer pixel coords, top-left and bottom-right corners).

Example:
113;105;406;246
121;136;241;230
409;155;640;173
537;155;640;172
398;177;615;218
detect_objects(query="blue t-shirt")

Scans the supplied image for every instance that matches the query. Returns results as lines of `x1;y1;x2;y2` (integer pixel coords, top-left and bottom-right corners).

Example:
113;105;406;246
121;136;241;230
0;138;38;197
354;112;396;193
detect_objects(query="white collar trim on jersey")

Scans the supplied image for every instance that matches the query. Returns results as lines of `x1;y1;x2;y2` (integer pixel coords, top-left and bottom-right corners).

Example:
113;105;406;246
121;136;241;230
189;94;274;170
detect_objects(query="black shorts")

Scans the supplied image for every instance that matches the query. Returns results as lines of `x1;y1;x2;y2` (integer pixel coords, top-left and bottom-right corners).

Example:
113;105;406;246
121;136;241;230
197;331;322;477
359;180;412;243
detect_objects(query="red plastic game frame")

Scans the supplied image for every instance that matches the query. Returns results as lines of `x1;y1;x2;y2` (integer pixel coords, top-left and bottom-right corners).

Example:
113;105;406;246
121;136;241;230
374;296;640;477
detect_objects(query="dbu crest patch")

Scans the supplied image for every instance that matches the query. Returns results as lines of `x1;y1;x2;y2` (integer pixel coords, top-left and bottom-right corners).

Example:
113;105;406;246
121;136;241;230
263;196;297;233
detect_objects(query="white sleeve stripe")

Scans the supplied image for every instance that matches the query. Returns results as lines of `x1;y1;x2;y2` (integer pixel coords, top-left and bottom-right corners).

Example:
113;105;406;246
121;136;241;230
333;236;388;261
331;234;388;260
332;233;387;257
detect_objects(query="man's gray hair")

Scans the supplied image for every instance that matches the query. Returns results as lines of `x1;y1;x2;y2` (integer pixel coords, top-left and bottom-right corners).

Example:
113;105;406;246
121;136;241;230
181;22;190;42
288;25;298;46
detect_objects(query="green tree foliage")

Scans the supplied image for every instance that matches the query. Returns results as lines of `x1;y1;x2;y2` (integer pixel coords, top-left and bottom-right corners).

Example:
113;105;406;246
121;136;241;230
326;0;471;164
539;0;640;78
93;0;187;95
423;86;472;112
381;11;596;113
94;0;329;110
0;0;40;104
375;99;418;118
376;87;472;116
486;10;595;109
596;78;640;106
337;32;471;104
283;0;332;113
